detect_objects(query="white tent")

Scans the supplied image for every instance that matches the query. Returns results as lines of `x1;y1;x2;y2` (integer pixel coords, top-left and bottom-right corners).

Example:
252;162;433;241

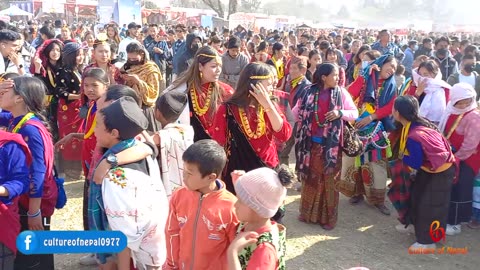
0;6;34;17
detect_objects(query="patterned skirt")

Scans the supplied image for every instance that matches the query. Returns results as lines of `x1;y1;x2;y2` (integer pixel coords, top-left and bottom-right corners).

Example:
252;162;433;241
299;143;341;227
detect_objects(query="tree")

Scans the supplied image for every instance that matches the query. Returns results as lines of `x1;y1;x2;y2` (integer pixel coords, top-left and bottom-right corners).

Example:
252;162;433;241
337;5;351;19
240;0;262;12
201;0;239;19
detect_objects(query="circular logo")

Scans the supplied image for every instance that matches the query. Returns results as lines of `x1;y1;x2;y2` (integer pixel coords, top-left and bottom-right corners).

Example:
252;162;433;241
16;231;38;254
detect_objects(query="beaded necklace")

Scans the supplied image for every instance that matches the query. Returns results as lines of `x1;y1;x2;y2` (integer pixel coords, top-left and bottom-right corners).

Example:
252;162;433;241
10;112;35;133
239;106;266;139
313;89;329;127
190;83;213;117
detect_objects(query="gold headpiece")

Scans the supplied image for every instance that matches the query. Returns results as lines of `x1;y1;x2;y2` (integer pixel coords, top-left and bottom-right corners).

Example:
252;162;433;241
93;33;109;46
197;53;217;58
250;75;272;80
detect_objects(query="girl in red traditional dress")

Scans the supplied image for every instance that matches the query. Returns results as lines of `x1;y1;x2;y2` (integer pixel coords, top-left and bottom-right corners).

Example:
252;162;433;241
85;36;123;85
438;83;480;235
165;45;234;142
211;62;292;196
54;42;85;172
30;39;64;140
55;68;109;236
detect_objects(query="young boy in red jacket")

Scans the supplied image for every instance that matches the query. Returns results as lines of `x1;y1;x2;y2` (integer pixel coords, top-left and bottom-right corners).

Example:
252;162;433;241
165;139;239;270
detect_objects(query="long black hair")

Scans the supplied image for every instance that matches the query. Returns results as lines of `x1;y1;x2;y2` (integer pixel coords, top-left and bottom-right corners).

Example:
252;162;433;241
312;63;337;88
394;95;438;130
227;62;272;109
12;76;51;134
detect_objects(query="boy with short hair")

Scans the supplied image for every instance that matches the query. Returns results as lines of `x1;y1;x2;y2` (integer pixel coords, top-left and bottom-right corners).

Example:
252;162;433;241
152;91;194;196
95;96;168;270
165;139;238;270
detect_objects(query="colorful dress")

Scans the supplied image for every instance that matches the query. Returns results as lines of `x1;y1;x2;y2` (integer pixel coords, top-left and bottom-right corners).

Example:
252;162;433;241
236;222;286;270
174;81;234;142
211;104;292;194
341;56;397;205
54;67;84;161
295;86;358;227
443;109;480;225
2;114;57;269
399;123;455;244
81;101;97;231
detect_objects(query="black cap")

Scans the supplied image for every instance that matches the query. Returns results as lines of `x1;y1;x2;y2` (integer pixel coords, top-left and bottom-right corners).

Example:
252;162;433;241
156;91;188;123
128;22;142;29
101;96;148;140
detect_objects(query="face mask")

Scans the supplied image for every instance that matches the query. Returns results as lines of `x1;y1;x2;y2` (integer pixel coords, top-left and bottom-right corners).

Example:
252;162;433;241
464;64;474;73
414;45;419;51
437;48;448;57
361;60;369;69
127;60;141;66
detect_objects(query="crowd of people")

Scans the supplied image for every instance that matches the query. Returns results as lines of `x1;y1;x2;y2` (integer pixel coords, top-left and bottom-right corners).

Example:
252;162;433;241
0;17;479;270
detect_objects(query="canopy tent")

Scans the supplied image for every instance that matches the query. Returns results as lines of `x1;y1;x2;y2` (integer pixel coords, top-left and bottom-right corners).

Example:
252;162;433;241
296;23;312;29
0;6;34;17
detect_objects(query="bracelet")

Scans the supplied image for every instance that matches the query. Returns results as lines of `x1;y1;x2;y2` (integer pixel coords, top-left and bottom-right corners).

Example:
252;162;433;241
368;115;373;121
338;110;344;118
27;209;41;218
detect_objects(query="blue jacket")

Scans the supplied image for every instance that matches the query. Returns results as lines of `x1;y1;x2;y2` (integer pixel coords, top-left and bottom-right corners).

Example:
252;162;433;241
0;142;30;205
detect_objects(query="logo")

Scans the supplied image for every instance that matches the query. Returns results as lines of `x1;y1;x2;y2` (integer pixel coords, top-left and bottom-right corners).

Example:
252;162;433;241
16;231;38;254
429;220;446;243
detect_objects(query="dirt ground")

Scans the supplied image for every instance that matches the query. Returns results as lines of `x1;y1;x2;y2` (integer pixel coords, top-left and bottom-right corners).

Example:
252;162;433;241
53;178;479;270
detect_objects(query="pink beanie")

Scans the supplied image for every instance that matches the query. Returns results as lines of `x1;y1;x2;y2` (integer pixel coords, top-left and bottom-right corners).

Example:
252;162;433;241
234;167;287;218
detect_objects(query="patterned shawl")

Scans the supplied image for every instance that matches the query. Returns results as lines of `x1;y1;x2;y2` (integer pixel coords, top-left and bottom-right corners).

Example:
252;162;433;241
360;54;398;131
122;61;163;107
295;85;343;178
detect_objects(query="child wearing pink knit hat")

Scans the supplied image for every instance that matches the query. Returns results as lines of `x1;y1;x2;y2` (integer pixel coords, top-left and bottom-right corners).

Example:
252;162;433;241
227;165;293;270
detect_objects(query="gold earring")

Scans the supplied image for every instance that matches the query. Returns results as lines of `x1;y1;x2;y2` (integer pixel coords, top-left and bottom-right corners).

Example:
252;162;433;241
200;72;203;78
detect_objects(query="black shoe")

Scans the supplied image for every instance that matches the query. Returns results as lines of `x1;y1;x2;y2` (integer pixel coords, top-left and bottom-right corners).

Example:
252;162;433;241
349;195;364;205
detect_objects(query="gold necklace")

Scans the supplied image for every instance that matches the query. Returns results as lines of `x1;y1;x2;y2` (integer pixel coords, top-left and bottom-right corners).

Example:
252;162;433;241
239;106;266;139
190;83;213;117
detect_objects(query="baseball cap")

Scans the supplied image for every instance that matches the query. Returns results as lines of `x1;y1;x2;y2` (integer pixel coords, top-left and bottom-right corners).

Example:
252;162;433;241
128;22;142;29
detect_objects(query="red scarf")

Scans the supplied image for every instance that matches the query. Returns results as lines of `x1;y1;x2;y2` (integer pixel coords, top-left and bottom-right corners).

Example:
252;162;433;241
17;120;58;217
0;131;32;254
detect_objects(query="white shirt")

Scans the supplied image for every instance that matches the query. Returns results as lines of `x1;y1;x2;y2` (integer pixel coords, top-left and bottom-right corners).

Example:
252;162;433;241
157;123;194;197
117;37;136;63
102;156;168;268
459;73;476;88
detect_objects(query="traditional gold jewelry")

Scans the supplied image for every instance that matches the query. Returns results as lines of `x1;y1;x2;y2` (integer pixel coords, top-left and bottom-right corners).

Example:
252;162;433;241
200;72;203;79
197;53;217;58
250;75;272;80
190;83;213;117
239;106;266;139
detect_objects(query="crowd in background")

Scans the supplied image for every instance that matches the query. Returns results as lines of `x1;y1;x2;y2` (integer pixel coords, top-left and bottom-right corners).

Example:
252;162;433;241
0;17;479;270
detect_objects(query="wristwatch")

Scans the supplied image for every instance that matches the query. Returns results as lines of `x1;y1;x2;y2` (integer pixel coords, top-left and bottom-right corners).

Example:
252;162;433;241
106;153;118;168
17;64;24;69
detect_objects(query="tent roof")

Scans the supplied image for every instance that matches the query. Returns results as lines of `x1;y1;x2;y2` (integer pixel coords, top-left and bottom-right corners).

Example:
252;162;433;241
0;6;33;16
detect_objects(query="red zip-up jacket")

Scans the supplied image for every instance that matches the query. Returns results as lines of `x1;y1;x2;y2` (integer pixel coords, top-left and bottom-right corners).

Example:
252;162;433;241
165;180;239;270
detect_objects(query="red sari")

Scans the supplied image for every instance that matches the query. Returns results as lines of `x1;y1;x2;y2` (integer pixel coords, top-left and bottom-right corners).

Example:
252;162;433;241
55;68;84;160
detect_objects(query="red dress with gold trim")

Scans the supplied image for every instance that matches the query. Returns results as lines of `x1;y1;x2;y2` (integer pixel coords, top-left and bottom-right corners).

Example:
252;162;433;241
54;68;84;161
